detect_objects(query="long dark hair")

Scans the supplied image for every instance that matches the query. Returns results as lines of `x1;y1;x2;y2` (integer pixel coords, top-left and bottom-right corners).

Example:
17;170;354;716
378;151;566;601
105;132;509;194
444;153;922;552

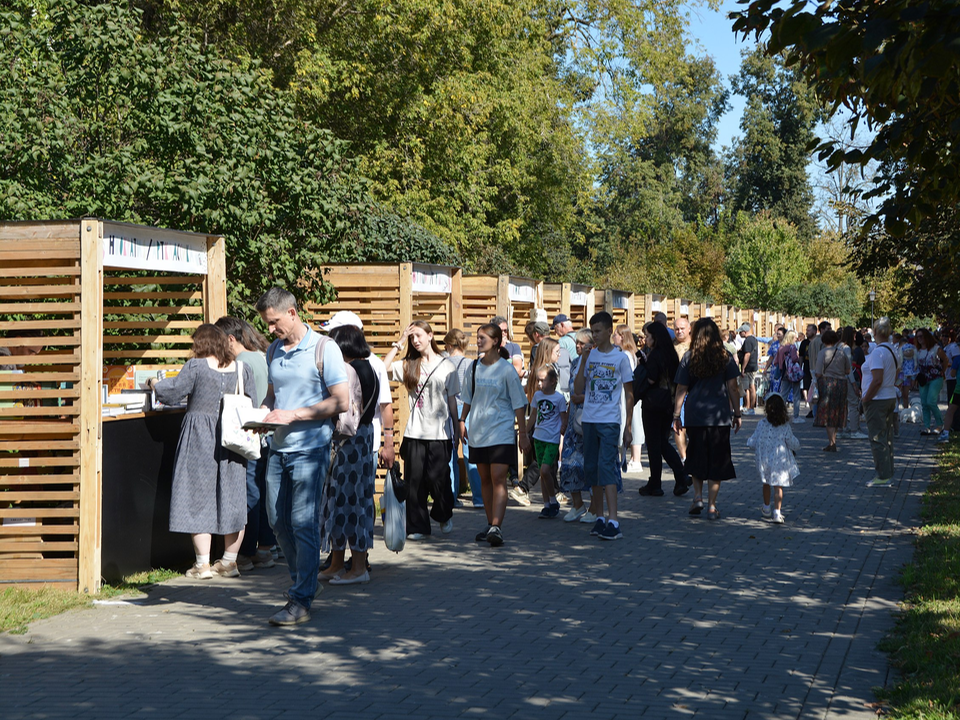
689;318;728;378
477;323;510;361
215;316;270;352
646;321;679;380
402;320;443;391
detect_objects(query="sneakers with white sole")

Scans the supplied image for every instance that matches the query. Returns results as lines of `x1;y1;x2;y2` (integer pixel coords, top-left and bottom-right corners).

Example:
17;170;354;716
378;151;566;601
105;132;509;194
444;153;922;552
564;505;587;523
760;505;772;520
771;509;784;524
579;511;598;524
440;519;454;534
508;486;531;506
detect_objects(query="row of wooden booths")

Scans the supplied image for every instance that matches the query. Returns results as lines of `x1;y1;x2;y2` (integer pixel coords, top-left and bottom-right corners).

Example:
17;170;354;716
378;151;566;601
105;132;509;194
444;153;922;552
0;219;836;593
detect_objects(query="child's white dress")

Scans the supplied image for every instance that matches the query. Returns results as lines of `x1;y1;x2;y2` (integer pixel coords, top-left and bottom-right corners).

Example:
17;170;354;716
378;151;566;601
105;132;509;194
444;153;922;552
746;419;801;486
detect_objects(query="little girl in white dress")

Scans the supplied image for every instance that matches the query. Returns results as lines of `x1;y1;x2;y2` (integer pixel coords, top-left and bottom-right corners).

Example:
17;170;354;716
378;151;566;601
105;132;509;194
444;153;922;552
747;393;800;524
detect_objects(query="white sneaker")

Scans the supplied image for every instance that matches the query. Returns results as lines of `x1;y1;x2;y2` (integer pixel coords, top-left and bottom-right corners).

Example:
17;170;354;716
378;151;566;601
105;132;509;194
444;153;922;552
792;417;805;424
849;431;869;439
771;509;784;524
760;505;772;519
626;461;644;473
866;477;892;488
564;505;587;523
440;519;454;534
508;486;531;506
555;492;569;505
579;511;598;524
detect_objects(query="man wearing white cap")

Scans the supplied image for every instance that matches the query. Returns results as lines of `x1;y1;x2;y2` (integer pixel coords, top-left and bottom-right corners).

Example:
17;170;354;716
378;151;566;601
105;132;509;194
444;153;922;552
321;311;395;469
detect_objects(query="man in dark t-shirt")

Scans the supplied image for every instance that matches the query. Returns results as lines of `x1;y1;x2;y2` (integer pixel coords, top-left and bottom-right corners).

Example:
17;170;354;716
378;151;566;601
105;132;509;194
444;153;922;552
737;323;759;415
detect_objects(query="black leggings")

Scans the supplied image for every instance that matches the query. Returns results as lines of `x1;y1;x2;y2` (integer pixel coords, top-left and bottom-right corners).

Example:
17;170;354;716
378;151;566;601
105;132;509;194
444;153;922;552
400;437;454;535
641;395;686;491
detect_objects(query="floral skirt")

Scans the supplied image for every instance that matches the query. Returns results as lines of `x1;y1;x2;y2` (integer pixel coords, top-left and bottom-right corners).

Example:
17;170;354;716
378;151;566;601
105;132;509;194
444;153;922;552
320;424;375;553
559;404;588;493
814;376;848;429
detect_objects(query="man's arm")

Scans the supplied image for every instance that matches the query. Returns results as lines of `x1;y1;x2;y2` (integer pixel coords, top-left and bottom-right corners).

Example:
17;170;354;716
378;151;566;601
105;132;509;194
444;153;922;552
574;347;591;395
260;384;276;411
263;382;349;425
740;351;751;371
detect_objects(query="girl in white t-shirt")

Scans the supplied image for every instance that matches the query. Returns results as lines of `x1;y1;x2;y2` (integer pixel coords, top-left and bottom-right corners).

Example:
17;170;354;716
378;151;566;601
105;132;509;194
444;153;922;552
384;321;460;540
460;323;530;547
746;393;800;524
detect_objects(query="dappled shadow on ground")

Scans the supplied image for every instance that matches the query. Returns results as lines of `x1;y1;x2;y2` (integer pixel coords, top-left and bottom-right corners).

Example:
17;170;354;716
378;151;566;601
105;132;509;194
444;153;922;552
0;418;938;720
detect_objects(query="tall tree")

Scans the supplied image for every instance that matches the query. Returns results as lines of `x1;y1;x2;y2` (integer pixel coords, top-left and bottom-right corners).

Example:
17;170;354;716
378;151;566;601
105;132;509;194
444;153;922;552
725;46;820;240
723;213;810;310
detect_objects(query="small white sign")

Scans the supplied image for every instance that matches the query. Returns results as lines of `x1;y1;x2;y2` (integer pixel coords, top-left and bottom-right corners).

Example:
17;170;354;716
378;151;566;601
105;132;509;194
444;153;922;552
570;290;588;306
18;458;29;468
102;223;208;274
680;301;690;315
3;517;36;527
705;305;713;317
411;265;452;294
651;299;661;312
612;292;629;310
753;311;760;321
509;280;537;303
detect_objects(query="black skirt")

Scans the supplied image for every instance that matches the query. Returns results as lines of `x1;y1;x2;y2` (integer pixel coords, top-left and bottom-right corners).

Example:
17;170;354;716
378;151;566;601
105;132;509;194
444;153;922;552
684;426;737;482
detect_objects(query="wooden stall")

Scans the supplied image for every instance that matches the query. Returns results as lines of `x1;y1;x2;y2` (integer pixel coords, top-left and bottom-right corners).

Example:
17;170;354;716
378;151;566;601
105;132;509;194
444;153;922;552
0;219;225;592
462;274;543;361
543;282;594;331
303;263;463;474
605;289;636;331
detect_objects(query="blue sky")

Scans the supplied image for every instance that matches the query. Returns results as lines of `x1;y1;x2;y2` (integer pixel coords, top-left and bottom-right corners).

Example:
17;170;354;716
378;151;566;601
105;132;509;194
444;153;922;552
685;0;752;151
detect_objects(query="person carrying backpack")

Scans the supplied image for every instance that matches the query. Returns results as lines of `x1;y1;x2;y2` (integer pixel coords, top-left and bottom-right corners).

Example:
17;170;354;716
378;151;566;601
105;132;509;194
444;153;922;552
773;330;804;424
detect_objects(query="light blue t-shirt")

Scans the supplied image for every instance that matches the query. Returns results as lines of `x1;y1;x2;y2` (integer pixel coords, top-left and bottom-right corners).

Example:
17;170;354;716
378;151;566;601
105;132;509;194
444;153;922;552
461;358;528;449
267;328;347;452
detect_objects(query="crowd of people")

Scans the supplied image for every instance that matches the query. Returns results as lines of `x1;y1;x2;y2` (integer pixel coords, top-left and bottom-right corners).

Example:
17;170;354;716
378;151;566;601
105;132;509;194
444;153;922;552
161;285;959;626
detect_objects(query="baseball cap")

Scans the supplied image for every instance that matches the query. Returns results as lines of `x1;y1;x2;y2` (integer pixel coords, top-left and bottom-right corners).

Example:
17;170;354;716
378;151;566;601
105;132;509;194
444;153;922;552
552;313;570;327
738;323;751;333
533;321;550;336
320;310;363;332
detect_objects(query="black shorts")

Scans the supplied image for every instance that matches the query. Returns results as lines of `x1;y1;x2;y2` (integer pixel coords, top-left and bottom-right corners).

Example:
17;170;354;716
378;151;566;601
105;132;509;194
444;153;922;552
469;444;516;466
684;426;737;482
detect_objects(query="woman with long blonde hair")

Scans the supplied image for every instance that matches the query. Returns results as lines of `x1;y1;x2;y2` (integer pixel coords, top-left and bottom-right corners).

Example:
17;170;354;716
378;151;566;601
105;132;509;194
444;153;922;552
384;321;461;540
526;337;560;403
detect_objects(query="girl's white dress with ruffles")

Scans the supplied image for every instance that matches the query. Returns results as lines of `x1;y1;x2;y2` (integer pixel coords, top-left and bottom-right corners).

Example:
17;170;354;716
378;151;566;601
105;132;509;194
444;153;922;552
746;418;801;487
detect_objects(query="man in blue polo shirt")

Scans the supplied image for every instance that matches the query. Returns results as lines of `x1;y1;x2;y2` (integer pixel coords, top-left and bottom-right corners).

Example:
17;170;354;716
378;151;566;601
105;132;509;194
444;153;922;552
257;287;348;626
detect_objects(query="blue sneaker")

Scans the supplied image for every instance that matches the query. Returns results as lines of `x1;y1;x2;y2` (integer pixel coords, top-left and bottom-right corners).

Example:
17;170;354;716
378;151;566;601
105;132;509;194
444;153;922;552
538;503;561;519
590;518;606;536
599;521;622;541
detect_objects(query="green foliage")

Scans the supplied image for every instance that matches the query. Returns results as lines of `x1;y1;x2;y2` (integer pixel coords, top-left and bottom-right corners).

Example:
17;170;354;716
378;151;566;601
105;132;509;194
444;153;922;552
723;213;809;310
725;47;820;241
732;0;960;320
0;1;449;314
874;442;960;719
0;586;90;634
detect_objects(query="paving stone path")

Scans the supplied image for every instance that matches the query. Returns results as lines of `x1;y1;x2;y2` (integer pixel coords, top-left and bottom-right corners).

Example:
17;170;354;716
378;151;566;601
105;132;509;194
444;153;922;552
0;414;941;719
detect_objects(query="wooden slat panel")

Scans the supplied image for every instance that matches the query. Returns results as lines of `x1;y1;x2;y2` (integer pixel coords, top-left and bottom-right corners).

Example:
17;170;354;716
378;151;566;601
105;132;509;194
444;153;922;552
0;239;80;252
0;524;77;536
0;455;79;467
0;559;78;582
102;349;192;359
0;507;78;518
0;319;81;331
103;291;202;301
1;491;79;502
1;372;79;382
0;407;80;418
0;474;79;484
103;320;202;330
102;335;193;345
104;275;205;286
0;221;79;239
0;251;80;261
0;266;81;279
102;306;203;315
0;337;80;348
0;301;80;313
0;421;79;434
15;353;81;365
0;285;80;298
0;541;79;553
0;440;78;450
0;389;80;401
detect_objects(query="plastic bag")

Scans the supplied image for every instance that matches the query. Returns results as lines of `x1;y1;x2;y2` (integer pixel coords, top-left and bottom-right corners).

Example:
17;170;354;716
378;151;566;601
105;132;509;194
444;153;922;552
382;464;406;553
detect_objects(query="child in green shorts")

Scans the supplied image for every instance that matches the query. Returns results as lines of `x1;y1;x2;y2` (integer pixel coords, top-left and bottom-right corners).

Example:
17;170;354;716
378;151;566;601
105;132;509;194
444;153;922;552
527;367;568;518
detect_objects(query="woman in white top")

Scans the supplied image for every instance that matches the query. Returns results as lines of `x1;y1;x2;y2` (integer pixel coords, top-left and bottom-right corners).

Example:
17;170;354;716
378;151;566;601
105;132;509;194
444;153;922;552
615;324;644;472
384;321;460;540
459;323;530;547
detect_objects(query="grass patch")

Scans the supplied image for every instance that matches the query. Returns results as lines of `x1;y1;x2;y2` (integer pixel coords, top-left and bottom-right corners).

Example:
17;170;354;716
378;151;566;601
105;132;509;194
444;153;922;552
0;568;180;635
878;440;960;719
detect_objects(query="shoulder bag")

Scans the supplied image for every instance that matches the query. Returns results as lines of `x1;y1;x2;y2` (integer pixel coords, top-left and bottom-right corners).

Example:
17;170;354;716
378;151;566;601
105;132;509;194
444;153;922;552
221;361;262;461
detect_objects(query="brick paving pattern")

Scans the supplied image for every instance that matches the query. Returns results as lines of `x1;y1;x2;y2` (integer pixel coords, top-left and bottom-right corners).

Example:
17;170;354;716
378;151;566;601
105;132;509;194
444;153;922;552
0;414;940;719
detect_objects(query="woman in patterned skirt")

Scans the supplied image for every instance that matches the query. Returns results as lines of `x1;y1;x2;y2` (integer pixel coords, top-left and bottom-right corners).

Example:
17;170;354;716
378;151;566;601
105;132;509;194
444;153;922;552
813;329;851;452
559;329;594;521
319;324;379;585
148;324;255;579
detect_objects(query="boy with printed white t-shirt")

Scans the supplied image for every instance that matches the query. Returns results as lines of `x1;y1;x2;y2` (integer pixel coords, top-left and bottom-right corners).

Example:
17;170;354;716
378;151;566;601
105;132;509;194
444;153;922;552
574;312;634;540
526;367;568;519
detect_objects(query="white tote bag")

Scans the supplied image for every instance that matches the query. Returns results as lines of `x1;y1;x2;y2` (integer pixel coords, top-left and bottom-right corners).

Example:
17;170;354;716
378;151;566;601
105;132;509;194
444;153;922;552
382;467;406;553
221;361;262;461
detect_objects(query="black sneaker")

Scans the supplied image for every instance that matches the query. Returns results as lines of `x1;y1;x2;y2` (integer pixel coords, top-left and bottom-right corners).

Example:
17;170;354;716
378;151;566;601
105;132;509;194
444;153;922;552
590;517;606;536
599;521;622;541
638;485;664;497
475;525;492;542
538;504;560;519
486;526;504;546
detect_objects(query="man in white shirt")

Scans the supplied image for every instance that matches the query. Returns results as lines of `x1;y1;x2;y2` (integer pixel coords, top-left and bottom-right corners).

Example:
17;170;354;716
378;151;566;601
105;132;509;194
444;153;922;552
861;318;899;487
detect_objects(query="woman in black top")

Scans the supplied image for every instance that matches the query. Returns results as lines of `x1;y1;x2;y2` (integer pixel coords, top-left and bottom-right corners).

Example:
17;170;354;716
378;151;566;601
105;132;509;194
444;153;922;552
319;325;380;585
637;322;689;497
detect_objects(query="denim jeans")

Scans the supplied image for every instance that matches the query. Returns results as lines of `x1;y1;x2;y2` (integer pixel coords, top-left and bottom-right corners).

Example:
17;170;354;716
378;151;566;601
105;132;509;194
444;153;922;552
265;445;332;610
239;452;276;557
919;377;944;429
461;441;483;507
581;422;622;490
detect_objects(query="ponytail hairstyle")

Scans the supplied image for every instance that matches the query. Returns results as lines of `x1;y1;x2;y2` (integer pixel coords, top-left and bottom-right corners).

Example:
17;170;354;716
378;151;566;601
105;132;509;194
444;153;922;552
402;320;443;392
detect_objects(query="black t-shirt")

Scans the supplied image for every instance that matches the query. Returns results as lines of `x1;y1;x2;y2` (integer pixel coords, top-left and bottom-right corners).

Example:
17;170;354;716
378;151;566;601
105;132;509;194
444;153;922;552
799;338;810;368
738;336;759;372
350;358;379;425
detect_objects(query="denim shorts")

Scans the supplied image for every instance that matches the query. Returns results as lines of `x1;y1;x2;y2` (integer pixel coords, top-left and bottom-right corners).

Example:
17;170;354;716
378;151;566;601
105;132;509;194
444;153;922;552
581;422;620;487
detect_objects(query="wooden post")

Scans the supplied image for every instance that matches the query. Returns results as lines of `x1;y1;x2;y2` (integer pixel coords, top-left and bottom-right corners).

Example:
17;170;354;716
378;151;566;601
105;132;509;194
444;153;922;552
78;219;103;594
560;282;572;316
450;268;464;330
397;264;413;442
203;235;228;322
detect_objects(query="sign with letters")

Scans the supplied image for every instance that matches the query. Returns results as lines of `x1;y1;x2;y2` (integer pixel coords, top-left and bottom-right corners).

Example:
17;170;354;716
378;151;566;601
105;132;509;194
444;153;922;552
411;265;453;294
101;223;208;274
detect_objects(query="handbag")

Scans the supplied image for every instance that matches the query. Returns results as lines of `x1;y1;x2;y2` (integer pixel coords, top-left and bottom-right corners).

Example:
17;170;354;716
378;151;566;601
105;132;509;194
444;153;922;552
571;406;583;435
221;361;261;461
382;463;406;553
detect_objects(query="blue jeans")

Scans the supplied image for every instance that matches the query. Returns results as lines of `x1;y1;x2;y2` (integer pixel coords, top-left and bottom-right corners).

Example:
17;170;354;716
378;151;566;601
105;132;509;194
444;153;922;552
582;422;621;489
461;441;483;507
239;452;276;557
265;445;331;610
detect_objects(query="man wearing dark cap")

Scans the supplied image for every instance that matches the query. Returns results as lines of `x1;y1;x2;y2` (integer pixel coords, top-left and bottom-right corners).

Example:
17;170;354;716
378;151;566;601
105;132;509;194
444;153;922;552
553;314;576;358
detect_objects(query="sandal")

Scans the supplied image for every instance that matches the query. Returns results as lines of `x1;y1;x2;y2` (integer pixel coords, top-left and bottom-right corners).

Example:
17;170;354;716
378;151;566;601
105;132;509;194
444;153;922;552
689;497;703;516
706;508;721;521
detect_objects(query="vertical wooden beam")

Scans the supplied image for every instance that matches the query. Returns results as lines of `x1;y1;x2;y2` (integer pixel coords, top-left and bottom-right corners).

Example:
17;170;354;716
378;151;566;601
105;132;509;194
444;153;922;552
496;274;510;320
203;235;228;322
396;264;413;443
78;219;103;594
560;282;572;317
450;267;464;330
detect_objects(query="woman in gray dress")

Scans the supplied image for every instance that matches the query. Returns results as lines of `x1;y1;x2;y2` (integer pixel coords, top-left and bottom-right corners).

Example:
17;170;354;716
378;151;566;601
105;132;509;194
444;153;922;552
148;324;255;579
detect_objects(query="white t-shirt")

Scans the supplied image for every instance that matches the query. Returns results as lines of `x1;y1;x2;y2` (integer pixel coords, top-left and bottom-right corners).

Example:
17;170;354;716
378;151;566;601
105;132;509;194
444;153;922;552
945;341;960;380
391;357;459;440
532;390;567;444
861;342;899;401
461;358;528;448
368;353;392;453
580;347;634;425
